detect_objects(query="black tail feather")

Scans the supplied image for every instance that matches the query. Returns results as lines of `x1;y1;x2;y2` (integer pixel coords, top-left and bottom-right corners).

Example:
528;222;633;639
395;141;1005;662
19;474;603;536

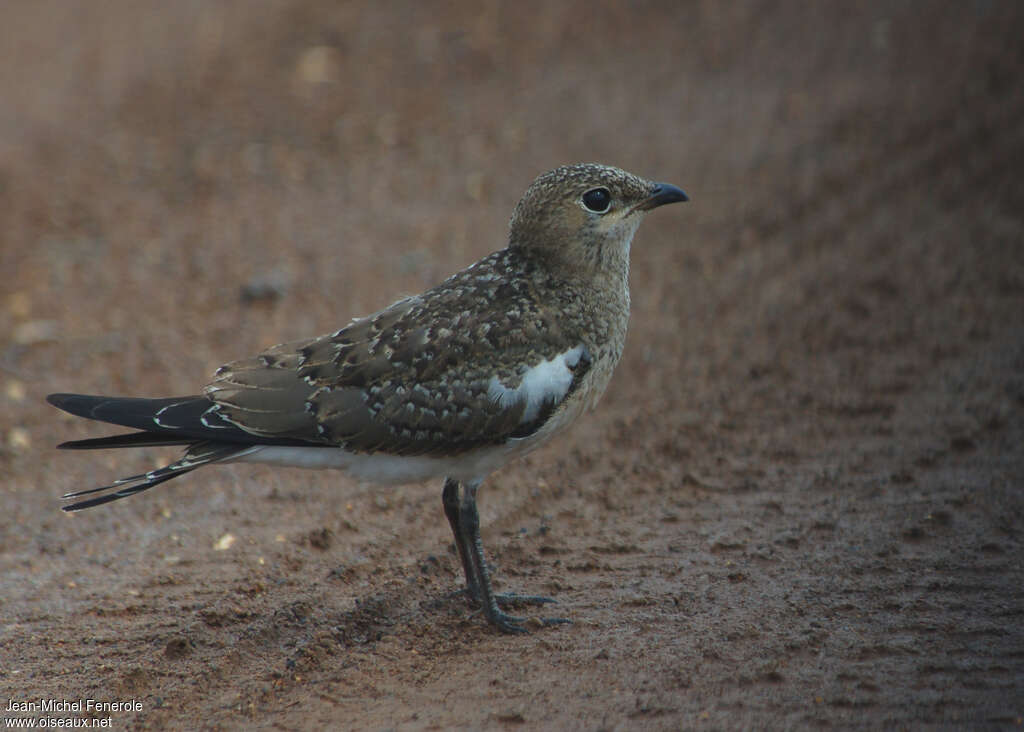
48;392;322;510
57;432;194;450
60;442;251;511
62;468;197;511
47;393;323;447
47;393;210;432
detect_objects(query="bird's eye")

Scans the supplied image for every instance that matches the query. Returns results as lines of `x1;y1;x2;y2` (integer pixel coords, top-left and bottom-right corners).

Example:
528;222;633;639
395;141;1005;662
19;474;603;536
581;187;612;213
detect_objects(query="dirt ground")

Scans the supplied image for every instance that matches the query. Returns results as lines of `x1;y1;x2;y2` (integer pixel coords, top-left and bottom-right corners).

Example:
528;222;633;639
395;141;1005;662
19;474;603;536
2;2;1023;729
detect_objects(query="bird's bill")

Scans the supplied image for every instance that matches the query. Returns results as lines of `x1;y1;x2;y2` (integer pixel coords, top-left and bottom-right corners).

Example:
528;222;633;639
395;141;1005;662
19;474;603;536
632;182;689;212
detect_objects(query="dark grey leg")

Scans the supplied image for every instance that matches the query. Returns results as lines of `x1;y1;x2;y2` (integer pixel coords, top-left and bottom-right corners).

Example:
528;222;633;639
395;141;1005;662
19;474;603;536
442;476;569;634
443;477;481;601
458;478;528;633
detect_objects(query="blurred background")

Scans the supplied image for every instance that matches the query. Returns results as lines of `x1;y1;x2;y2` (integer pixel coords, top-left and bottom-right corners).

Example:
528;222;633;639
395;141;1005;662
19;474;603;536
2;1;1022;728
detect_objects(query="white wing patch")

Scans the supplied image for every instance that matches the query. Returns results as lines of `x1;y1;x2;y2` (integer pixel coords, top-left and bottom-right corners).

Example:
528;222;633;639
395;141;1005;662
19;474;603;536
487;345;586;425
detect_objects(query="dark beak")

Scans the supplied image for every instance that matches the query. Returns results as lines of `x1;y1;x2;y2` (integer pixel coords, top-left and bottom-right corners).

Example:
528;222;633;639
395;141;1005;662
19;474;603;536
633;182;689;212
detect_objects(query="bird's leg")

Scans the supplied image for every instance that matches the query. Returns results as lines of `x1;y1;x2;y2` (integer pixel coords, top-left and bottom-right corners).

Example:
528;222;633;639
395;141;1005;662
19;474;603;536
442;477;481;602
457;479;527;633
443;477;557;609
444;477;569;633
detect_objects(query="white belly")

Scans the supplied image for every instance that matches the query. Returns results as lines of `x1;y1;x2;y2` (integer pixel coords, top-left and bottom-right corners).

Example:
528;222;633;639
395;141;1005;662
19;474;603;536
232;441;525;485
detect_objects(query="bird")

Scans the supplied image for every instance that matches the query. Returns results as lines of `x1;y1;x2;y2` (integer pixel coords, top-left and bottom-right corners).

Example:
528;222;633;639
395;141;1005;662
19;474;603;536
47;162;688;633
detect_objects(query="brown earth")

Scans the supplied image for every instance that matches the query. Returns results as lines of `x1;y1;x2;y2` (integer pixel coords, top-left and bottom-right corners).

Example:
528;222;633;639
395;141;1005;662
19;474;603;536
2;2;1023;729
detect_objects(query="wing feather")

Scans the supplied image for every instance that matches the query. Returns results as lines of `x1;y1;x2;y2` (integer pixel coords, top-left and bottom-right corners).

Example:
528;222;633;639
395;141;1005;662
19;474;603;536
205;252;593;456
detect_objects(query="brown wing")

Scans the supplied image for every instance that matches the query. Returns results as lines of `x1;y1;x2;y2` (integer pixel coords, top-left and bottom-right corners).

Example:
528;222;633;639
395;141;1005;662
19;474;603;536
205;253;590;456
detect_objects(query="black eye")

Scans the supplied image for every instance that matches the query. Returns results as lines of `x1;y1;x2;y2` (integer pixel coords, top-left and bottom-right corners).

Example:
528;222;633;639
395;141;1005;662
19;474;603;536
581;187;612;213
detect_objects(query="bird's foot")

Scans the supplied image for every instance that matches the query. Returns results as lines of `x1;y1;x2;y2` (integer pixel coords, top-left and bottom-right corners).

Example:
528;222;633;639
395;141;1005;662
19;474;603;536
445;587;570;633
474;605;572;635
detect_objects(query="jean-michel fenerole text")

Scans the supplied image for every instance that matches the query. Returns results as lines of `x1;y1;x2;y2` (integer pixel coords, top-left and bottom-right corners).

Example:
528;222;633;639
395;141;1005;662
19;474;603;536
6;699;142;713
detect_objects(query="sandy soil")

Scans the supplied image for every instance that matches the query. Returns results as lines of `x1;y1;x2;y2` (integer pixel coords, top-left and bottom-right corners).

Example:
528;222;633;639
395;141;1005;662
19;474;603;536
2;2;1023;729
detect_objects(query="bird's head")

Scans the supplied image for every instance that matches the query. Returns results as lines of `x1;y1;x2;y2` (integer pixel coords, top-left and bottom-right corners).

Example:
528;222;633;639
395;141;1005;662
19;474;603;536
508;163;687;277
